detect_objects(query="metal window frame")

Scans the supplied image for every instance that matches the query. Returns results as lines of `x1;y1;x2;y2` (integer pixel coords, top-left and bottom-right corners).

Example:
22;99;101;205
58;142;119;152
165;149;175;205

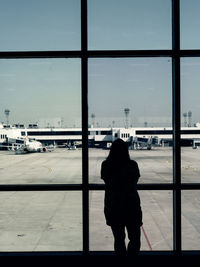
0;0;200;257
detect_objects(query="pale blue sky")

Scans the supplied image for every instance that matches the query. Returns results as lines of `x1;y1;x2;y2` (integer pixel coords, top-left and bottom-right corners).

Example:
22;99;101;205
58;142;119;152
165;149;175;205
0;0;81;51
181;0;200;49
89;58;172;127
88;0;171;50
0;0;200;127
0;59;81;127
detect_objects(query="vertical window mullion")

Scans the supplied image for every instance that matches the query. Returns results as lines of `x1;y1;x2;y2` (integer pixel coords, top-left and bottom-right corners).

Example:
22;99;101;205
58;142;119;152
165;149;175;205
172;0;181;255
81;0;89;256
82;56;89;255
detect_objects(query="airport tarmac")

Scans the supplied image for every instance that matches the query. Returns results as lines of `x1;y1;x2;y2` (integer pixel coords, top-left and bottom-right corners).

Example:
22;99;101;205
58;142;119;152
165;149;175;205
0;147;199;252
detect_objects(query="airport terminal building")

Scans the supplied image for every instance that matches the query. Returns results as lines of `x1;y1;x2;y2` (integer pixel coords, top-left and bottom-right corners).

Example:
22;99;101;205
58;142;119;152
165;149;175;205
1;122;200;150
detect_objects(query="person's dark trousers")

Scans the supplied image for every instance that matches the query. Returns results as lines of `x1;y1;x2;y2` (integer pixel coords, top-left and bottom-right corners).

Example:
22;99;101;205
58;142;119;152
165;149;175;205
111;224;126;257
126;224;141;256
111;224;141;257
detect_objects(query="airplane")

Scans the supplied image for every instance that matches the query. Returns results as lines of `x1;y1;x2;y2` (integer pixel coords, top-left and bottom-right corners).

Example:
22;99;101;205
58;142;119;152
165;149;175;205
133;136;158;150
57;141;81;150
20;138;50;153
67;141;77;150
6;137;54;154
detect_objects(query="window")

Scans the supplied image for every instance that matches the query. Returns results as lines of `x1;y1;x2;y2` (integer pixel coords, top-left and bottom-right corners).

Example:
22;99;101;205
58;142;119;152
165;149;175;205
0;58;81;185
89;58;172;184
0;0;199;257
0;191;82;251
90;191;173;251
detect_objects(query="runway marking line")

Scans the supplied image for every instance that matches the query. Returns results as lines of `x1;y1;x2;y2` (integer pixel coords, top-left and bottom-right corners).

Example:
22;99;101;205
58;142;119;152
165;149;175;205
141;225;153;251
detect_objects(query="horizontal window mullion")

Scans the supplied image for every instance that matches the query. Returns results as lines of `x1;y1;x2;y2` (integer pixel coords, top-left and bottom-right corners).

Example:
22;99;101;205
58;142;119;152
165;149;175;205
88;50;200;57
0;183;199;192
0;51;82;59
89;184;200;190
89;183;175;190
1;50;200;59
0;184;83;191
180;50;200;57
87;50;173;57
0;50;173;59
181;184;200;190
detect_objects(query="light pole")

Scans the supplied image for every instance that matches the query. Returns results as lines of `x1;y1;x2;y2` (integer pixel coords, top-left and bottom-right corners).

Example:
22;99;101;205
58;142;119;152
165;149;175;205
4;109;10;126
188;111;192;127
183;112;187;127
124;108;130;129
91;113;95;127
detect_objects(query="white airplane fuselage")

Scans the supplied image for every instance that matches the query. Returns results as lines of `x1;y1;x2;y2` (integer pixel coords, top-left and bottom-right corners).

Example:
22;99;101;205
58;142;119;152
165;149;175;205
24;140;46;152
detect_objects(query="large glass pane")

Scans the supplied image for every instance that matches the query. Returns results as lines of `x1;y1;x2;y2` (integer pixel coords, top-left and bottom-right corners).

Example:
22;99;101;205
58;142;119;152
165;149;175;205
0;59;81;184
182;190;200;250
88;58;172;184
181;0;200;49
181;58;200;183
0;0;81;51
90;191;173;251
88;0;172;50
0;191;82;251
